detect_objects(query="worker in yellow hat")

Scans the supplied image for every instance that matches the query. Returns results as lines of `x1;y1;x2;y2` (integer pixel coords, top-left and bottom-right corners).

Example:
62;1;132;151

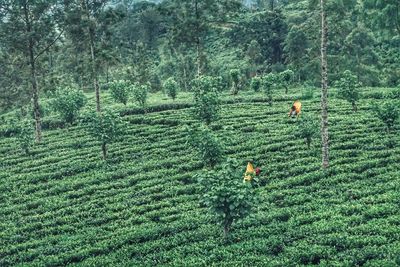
244;162;256;182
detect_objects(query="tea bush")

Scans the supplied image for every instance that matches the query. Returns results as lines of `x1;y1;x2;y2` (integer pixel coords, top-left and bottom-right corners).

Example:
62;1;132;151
278;69;294;94
0;86;399;266
197;158;258;239
336;70;360;111
133;84;149;109
186;124;224;168
51;87;87;123
192;76;221;125
250;76;262;92
261;73;277;106
295;116;319;149
230;69;241;95
163;77;179;100
82;109;126;159
15;118;35;154
109;80;131;105
373;101;399;131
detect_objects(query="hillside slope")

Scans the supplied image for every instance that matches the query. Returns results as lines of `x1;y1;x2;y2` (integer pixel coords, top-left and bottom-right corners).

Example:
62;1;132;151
1;88;400;266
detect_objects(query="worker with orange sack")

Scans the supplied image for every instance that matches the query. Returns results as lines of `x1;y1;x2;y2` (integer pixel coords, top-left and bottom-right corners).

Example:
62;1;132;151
244;161;261;183
288;100;302;119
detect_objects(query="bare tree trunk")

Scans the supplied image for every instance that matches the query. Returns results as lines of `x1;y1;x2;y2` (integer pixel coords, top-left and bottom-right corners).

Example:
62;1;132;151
196;42;201;76
106;62;109;84
352;102;357;112
90;22;101;113
223;223;230;240
396;2;400;36
183;63;188;91
223;216;234;240
320;0;329;169
195;0;201;76
30;53;42;143
102;142;107;160
24;2;42;142
83;0;101;112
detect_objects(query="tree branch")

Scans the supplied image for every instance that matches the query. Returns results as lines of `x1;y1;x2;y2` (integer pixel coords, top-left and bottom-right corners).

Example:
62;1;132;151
33;28;64;62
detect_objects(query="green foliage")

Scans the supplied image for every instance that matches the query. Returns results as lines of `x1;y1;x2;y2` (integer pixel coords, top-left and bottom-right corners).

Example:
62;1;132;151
163;77;179;100
51;88;87;124
302;87;315;100
132;84;149;109
336;70;360;111
197;158;258;239
1;87;400;266
278;69;294;94
230;69;241;95
250;76;262;92
229;10;287;66
192;76;221;125
373;101;399;131
246;40;263;74
186;125;223;168
15;119;35;154
295;116;319;149
284;26;307;80
261;73;277;106
83;109;126;159
109;80;131;105
212;76;225;92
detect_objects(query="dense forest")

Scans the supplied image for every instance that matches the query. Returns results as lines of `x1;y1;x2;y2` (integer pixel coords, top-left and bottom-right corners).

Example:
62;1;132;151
1;0;399;112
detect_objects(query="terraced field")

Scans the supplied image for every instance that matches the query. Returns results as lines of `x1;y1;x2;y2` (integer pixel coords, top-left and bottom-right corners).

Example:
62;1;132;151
1;88;400;266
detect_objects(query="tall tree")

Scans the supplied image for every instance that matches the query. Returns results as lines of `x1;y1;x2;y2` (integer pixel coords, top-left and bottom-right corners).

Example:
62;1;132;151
64;0;110;112
320;0;329;168
161;0;241;76
363;0;400;38
284;25;309;81
0;0;63;141
163;0;212;76
229;10;287;67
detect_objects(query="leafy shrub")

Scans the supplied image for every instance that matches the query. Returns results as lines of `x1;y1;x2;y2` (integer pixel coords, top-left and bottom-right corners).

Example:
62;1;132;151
241;125;256;133
336;70;360;111
230;69;241;95
197;158;258;239
382;68;400;87
373;101;399;131
250;76;262;92
51;88;87;123
109;80;130;105
295;116;319;149
15;119;35;154
163;77;179;100
192;76;221;125
213;76;225;92
186;124;223;168
388;88;400;99
302;87;314;100
278;69;294;94
83;109;126;159
364;91;385;99
261;73;277;106
132;84;149;109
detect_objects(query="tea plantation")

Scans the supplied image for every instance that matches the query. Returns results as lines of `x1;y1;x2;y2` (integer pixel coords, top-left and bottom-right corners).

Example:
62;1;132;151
1;88;400;266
